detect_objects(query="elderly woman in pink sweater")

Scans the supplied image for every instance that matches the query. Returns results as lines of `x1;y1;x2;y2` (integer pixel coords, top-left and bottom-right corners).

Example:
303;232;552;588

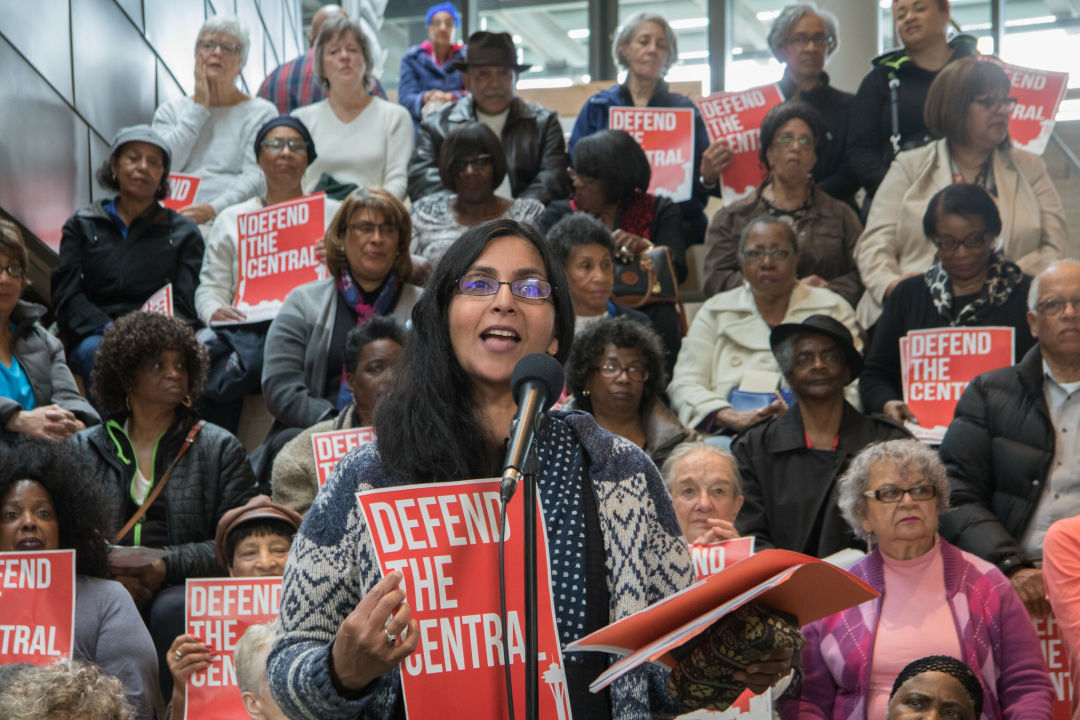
783;439;1052;720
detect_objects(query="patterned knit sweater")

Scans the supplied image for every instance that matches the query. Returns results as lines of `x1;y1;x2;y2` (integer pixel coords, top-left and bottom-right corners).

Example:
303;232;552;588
266;409;695;719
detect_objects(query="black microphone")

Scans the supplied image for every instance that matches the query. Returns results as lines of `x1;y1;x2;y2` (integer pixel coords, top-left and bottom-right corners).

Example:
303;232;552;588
500;353;564;503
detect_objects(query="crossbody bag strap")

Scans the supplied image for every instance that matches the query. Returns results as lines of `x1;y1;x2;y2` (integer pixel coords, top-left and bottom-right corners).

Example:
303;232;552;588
112;420;205;544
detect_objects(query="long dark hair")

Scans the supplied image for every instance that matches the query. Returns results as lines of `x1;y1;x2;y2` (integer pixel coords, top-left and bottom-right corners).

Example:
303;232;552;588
374;219;575;484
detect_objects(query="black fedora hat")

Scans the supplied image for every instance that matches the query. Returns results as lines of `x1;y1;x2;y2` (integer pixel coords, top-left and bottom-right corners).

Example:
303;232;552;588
452;31;532;73
769;314;863;379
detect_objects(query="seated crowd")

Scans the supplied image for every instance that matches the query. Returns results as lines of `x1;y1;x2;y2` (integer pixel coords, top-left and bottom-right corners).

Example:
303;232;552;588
2;1;1077;718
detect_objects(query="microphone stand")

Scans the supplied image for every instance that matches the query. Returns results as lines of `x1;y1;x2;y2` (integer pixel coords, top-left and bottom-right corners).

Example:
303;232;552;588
521;430;541;720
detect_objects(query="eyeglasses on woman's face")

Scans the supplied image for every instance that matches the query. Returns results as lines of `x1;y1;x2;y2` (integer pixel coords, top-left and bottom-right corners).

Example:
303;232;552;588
863;484;937;503
197;39;242;55
457;273;553;301
452;154;495;175
933;234;989;253
593;361;648;382
971;94;1018;111
260;137;307;154
740;248;795;264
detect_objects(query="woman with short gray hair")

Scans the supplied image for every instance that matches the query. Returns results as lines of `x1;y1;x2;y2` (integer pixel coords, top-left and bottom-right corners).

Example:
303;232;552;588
567;12;732;244
152;15;276;226
785;438;1053;719
765;3;857;202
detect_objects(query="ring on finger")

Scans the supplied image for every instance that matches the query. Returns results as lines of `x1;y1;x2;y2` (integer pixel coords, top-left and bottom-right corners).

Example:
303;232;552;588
174;650;183;661
384;628;397;646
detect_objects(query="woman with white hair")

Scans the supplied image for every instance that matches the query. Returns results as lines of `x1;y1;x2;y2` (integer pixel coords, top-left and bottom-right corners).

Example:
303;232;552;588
661;442;744;545
152;16;276;226
766;3;857;202
785;439;1052;720
293;14;413;200
235;623;290;720
567;12;730;243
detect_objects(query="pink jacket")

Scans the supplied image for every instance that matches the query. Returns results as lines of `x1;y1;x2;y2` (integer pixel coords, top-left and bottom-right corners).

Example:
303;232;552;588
783;538;1053;719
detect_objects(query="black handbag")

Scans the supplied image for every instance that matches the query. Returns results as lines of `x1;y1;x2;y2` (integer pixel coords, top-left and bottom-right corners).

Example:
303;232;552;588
612;245;688;334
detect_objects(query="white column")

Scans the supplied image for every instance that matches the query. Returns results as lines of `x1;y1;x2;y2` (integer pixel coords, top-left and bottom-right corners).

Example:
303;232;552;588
818;0;880;94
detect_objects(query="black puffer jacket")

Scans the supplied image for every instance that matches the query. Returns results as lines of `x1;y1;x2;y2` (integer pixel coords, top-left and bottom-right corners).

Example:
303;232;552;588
407;95;571;204
52;200;203;343
69;411;256;585
938;345;1054;575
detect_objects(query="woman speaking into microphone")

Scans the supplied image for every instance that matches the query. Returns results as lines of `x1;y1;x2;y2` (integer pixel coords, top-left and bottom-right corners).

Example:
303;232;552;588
265;219;796;717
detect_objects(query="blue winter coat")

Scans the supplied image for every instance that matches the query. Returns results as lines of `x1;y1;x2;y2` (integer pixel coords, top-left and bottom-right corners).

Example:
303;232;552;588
397;41;467;127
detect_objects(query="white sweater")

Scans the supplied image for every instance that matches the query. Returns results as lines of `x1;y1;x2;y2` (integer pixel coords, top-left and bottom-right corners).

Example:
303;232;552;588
293;98;413;200
152;96;276;214
194;195;342;324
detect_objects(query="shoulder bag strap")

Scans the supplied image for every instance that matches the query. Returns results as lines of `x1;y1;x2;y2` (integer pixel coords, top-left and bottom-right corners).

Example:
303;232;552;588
112;421;205;544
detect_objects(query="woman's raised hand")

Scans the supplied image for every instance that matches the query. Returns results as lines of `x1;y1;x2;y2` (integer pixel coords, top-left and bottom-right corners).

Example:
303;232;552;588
329;570;420;692
193;58;211;108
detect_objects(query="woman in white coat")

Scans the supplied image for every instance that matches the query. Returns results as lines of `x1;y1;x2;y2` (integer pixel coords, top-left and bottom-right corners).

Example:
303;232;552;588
668;216;860;437
854;57;1065;328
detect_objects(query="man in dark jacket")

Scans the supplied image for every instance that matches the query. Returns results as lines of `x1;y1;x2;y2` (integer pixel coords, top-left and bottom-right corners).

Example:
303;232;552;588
939;260;1080;618
406;31;570;205
733;315;910;557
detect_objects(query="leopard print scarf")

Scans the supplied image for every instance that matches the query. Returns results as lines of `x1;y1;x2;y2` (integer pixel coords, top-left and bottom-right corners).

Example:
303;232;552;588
923;249;1022;326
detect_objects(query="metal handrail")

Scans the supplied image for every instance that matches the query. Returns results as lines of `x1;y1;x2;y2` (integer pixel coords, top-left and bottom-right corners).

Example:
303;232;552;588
1050;130;1080;178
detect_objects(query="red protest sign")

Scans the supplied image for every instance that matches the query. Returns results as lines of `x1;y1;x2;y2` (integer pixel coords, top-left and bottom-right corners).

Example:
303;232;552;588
311;427;376;486
184;576;282;720
689;537;755;582
233;193;326;322
164;174;201;210
0;549;75;665
978;56;1068;155
694;85;784;202
356;478;570;720
141;283;174;317
901;327;1014;435
609;107;695;202
1033;613;1073;719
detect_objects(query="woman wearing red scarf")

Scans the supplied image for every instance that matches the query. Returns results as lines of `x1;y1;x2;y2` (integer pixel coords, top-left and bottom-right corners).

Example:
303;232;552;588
539;129;687;372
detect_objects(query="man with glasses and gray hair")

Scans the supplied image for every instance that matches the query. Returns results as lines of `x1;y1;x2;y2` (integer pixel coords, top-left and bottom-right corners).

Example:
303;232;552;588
940;260;1080;619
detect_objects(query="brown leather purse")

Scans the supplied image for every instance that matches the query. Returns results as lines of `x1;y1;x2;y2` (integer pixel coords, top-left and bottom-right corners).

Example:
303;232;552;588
612;245;688;334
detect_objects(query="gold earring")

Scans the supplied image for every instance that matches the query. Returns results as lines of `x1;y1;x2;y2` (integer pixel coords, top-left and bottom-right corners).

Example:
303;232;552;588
581;388;590;397
182;394;193;408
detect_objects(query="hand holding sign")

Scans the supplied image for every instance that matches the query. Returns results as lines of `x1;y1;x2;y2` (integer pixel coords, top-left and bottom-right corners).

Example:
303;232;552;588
167;632;215;717
330;570;420;691
1012;568;1051;619
700;138;735;186
691;519;741;546
882;399;917;425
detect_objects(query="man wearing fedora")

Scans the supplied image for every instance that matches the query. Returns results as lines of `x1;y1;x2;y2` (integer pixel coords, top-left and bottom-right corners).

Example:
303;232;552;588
406;31;571;204
732;315;910;557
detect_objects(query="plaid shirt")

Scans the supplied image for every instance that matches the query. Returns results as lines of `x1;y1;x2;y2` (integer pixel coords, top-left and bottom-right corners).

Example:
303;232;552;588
258;49;386;115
